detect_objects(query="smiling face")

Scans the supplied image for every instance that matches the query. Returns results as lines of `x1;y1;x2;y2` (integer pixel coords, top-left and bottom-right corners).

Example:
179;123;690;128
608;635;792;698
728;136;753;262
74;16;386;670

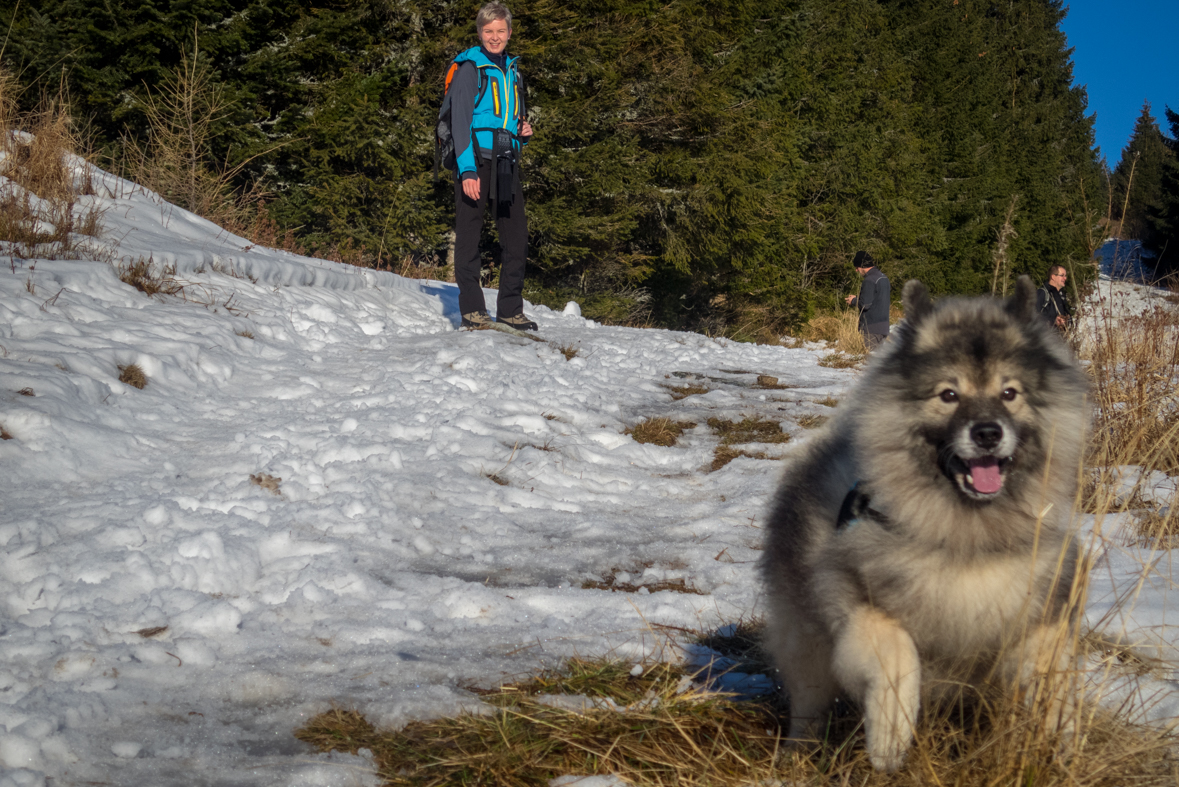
479;18;511;54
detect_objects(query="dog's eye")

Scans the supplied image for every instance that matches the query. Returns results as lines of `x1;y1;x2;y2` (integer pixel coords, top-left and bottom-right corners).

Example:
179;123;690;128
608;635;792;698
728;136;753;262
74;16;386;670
939;389;958;403
1001;388;1018;402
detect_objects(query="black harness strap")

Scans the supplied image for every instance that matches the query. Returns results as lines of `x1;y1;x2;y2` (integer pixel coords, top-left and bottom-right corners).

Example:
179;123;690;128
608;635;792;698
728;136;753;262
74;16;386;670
836;482;890;531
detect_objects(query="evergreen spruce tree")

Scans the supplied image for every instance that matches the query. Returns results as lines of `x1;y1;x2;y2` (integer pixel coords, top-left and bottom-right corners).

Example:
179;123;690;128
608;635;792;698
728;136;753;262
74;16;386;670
1147;107;1179;277
892;0;1101;293
1110;102;1172;245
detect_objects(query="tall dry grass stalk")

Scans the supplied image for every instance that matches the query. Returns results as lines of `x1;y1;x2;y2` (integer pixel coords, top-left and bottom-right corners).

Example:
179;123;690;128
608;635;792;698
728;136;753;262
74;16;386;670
1075;283;1179;542
0;68;105;260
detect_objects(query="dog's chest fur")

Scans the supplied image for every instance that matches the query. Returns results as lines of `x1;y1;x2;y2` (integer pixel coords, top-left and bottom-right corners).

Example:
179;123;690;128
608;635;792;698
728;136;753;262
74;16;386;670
851;530;1058;657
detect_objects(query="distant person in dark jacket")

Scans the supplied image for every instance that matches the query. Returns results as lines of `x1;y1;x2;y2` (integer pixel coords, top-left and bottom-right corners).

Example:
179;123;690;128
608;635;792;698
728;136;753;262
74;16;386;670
845;251;890;349
1035;265;1071;330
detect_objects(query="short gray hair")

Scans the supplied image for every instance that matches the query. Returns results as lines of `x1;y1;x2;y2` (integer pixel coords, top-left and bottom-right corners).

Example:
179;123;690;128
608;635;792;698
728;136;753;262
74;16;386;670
476;2;512;32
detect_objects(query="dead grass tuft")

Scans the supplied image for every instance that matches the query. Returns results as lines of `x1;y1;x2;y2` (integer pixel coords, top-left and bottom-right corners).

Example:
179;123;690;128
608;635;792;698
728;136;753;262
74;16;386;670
707;416;789;471
707;416;788;446
249;473;282;495
662;382;710;400
557;343;578;361
17;388;34;396
796;413;828;429
710;445;770;471
627;417;696;447
799;307;872;354
0;68;106;260
294;708;376;754
0;425;12;440
389;253;453;282
118;363;147;389
236;329;254;339
118;257;186;297
486;473;509;486
818;351;865;368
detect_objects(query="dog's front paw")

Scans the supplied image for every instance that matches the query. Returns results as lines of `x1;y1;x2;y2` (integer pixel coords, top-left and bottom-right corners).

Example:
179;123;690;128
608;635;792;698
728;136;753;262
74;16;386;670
866;728;909;773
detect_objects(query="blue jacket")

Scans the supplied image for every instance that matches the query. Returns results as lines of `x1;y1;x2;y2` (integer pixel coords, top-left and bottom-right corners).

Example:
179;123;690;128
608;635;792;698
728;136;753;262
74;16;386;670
450;46;527;179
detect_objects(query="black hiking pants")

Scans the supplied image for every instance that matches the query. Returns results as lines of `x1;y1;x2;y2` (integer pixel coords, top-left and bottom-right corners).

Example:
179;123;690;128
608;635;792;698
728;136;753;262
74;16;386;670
453;156;528;318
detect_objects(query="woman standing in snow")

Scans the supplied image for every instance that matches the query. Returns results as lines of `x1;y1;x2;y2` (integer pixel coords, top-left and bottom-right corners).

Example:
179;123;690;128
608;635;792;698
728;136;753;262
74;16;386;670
448;2;536;331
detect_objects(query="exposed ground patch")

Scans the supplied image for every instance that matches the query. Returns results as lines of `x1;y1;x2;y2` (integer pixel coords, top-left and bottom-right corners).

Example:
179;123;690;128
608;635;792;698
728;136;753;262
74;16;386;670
627;417;697;447
707;416;790;471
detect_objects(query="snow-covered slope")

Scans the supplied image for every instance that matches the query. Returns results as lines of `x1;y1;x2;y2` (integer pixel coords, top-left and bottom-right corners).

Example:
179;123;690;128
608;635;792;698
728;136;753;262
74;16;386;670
1;167;858;785
1;164;1176;786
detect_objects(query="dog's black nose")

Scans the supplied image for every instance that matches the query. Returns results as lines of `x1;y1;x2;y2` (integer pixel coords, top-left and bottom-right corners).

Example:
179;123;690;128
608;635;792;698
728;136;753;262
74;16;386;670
970;422;1003;450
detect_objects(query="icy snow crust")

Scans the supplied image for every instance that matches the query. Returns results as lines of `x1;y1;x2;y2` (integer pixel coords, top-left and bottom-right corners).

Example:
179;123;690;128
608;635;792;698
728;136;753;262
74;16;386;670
1;166;1177;785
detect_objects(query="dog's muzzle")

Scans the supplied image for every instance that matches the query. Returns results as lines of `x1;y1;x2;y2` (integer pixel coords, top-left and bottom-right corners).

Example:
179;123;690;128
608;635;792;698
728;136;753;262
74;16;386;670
946;421;1015;500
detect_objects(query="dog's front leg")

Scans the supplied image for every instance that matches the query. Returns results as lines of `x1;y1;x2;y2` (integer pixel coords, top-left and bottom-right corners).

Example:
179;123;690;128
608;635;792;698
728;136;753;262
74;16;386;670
833;606;921;772
1002;622;1079;742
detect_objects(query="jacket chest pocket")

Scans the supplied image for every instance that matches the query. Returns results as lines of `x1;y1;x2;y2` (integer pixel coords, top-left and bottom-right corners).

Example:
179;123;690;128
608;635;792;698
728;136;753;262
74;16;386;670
491;76;503;117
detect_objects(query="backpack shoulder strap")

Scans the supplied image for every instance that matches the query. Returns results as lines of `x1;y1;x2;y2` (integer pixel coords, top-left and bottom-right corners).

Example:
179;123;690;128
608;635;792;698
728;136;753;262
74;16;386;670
514;64;526;122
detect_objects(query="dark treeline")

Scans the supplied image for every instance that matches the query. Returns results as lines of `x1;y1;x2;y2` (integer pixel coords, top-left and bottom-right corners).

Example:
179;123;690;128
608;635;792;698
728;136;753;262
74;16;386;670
1109;103;1179;278
3;0;1104;334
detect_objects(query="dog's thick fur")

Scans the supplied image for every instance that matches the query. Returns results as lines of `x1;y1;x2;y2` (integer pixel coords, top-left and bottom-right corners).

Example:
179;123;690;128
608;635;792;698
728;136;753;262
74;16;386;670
761;276;1089;771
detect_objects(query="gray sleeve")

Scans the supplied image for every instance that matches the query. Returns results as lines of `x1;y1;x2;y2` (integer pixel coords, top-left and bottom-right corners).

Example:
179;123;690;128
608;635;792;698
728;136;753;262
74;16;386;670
450;62;478;178
875;276;889;316
857;277;875;314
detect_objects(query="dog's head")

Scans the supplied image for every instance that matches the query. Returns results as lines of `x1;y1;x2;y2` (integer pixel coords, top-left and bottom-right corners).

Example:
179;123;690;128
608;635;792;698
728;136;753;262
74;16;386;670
861;276;1088;507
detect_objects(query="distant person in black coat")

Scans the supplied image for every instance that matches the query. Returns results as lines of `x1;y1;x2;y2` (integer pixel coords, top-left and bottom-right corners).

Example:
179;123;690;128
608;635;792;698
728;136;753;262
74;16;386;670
845;251;890;349
1035;265;1072;330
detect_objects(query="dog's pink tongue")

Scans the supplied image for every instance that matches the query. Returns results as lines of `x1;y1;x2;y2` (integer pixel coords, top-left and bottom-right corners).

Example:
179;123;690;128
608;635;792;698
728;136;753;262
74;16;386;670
968;457;1003;494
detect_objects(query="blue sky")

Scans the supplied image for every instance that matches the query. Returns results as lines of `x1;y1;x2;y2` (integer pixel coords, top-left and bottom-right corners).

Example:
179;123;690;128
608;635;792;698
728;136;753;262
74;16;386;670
1060;1;1179;166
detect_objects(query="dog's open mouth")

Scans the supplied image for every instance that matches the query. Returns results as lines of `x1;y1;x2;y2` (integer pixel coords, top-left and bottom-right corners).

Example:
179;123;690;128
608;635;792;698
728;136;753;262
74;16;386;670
950;455;1012;499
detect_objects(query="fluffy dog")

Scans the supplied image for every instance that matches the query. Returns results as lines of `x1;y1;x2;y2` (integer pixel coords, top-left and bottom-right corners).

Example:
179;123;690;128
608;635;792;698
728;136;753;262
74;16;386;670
761;276;1088;771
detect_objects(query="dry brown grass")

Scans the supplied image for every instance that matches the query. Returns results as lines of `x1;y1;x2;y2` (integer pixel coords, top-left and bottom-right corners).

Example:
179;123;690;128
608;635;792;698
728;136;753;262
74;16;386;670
0;424;12;440
707;416;789;471
799;307;870;355
389;253;453;282
117;363;147;389
661;382;710;400
0;68;105;260
627;417;696;447
117;257;186;297
707;416;788;446
1075;288;1179;542
797;413;829;429
295;650;1179;787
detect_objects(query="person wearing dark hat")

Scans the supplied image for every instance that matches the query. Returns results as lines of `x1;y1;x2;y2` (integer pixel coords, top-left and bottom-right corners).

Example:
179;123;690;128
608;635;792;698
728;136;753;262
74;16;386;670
844;250;890;349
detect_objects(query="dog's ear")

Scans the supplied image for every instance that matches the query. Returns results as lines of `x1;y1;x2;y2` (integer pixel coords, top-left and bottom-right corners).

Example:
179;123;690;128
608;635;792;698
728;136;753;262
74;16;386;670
1006;276;1036;323
902;280;933;324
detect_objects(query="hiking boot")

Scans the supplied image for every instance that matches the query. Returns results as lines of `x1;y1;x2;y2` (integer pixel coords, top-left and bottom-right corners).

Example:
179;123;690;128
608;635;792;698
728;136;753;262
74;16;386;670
461;310;493;329
496;312;538;331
